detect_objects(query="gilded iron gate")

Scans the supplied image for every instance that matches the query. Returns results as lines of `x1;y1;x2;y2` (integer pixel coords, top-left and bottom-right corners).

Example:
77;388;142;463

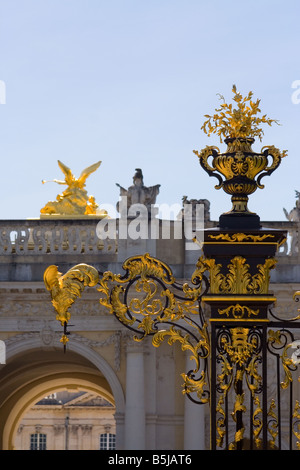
210;313;300;450
42;87;300;450
43;247;300;450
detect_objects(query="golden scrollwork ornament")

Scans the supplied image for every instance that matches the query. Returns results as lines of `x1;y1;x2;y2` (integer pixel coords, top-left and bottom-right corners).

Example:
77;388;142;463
44;253;211;403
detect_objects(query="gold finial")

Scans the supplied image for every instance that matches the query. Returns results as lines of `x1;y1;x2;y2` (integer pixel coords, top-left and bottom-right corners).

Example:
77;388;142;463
201;85;279;142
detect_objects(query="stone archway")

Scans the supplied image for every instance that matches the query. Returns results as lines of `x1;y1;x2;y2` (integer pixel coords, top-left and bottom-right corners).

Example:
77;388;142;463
0;337;125;450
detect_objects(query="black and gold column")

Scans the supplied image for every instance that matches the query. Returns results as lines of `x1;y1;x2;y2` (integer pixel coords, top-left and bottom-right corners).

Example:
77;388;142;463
193;86;287;450
201;229;285;322
199;228;286;449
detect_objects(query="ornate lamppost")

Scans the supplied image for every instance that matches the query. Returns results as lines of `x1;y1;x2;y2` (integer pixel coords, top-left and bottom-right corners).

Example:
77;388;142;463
44;87;300;450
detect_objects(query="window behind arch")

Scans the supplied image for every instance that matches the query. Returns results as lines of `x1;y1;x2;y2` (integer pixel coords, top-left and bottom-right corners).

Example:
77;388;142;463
100;433;116;450
30;433;47;450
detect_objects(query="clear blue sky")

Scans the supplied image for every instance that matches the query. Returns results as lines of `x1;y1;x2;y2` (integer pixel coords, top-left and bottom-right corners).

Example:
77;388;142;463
0;0;299;221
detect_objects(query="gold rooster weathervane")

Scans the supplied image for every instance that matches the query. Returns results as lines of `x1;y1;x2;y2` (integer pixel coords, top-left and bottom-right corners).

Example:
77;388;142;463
40;160;107;217
44;263;100;348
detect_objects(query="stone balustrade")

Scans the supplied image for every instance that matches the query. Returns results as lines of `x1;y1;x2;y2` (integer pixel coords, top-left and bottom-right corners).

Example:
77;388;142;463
0;218;299;282
0;218;297;257
0;219;117;256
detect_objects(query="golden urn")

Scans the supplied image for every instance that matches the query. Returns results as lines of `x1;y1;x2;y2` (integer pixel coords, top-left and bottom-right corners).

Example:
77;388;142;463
193;86;287;228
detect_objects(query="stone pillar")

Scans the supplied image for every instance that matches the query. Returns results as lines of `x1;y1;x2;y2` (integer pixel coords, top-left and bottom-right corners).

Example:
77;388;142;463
117;216;157;262
183;202;205;278
114;411;125;450
184;354;206;450
184;395;206;450
124;338;146;449
144;338;157;448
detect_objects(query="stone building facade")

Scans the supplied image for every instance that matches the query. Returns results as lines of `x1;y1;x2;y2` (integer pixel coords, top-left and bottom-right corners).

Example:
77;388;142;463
14;391;116;450
0;211;299;450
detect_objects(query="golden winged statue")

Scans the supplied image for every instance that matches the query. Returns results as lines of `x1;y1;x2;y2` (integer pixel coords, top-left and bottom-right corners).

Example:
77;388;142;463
41;160;106;216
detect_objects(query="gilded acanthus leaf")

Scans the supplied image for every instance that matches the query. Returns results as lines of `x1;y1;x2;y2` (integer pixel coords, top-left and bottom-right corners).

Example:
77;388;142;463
152;326;210;403
199;255;277;295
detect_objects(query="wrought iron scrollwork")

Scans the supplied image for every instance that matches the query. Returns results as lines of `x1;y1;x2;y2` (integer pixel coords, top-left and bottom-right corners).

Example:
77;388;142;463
44;253;211;404
213;326;264;449
267;307;300;449
98;253;211;404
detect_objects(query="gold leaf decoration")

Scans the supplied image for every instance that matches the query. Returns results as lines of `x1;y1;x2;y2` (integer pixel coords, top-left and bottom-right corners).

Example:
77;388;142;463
200;85;280;143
